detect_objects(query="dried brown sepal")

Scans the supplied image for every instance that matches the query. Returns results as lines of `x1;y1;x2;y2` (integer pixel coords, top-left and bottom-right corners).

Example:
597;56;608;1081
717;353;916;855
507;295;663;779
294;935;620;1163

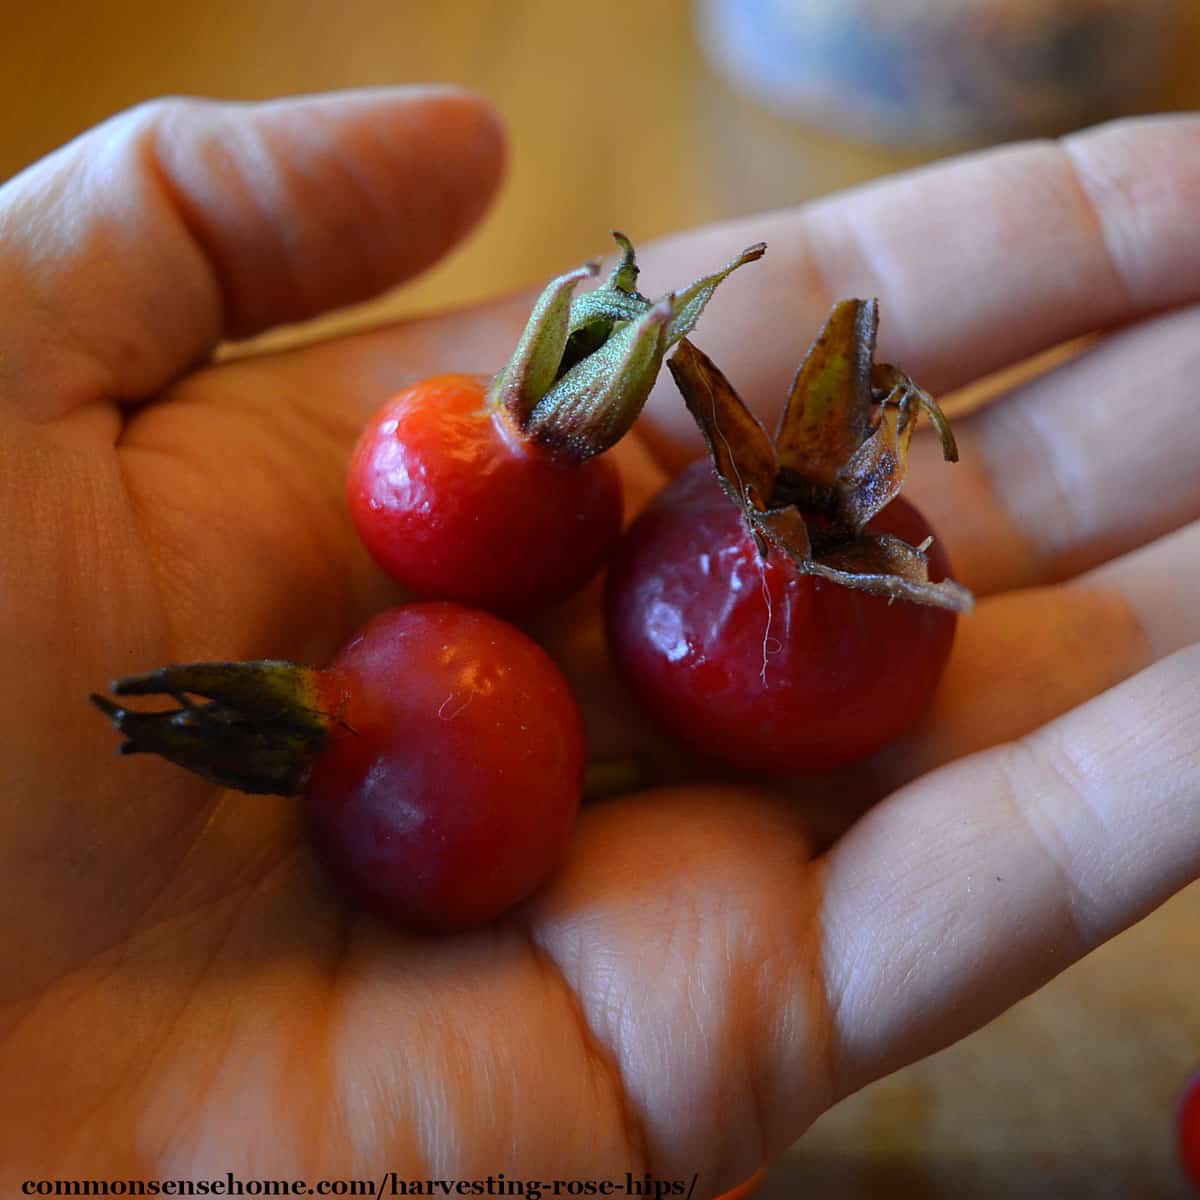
834;381;918;531
750;504;812;562
667;301;974;613
748;510;969;609
668;338;778;511
804;534;974;610
873;363;959;463
774;299;880;489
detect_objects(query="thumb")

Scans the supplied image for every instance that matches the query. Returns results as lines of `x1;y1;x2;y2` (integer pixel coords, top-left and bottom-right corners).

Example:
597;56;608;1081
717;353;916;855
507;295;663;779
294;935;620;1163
0;87;506;421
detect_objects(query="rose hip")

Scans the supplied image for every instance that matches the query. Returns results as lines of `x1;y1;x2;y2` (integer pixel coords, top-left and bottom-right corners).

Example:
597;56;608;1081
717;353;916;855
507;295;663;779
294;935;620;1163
347;374;623;615
605;300;971;773
606;461;956;771
347;235;763;614
92;603;585;931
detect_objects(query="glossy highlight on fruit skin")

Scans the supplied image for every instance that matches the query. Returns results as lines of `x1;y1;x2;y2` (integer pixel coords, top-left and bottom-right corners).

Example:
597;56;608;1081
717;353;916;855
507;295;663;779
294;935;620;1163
605;461;957;773
347;374;623;615
308;603;586;931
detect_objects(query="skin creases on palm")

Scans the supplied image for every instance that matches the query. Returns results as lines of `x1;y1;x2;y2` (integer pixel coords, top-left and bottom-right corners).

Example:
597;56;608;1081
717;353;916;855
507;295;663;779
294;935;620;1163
0;304;919;1180
0;326;829;1186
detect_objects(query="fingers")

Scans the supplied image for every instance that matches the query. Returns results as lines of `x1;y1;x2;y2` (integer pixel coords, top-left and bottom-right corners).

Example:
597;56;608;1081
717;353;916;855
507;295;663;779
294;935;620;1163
833;587;1149;808
820;642;1200;1099
634;114;1200;466
901;303;1200;596
0;89;505;421
529;784;833;1183
823;517;1199;810
1073;519;1200;662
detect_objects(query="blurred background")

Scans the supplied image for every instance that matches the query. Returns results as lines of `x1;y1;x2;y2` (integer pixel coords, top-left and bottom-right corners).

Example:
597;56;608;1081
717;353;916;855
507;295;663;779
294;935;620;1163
4;1;1197;334
4;1;1200;1194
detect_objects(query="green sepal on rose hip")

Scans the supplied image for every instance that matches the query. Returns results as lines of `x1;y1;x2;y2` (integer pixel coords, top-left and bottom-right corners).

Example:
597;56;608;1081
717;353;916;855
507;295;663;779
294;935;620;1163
492;232;766;464
668;298;973;612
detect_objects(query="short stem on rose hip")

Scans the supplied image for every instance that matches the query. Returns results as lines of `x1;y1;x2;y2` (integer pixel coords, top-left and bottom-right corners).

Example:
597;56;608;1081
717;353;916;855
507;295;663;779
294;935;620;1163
581;756;646;801
89;660;330;795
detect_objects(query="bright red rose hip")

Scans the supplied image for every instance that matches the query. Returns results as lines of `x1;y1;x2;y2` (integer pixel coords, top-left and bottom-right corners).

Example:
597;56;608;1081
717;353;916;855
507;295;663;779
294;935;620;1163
346;375;623;615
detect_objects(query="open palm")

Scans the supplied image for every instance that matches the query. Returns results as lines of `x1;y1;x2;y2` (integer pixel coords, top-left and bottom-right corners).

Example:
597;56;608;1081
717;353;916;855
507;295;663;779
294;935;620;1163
1;91;1197;1194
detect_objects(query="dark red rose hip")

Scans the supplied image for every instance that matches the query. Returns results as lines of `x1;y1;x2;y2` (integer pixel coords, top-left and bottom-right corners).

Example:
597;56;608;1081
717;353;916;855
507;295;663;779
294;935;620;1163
92;603;585;932
606;461;956;772
605;300;972;774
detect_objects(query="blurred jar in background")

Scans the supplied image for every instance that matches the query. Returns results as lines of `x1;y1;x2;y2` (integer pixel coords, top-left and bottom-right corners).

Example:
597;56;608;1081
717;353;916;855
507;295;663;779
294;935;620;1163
696;0;1181;147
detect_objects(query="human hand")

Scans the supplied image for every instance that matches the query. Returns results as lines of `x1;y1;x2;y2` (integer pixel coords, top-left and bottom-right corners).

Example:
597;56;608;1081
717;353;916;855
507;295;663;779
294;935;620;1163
0;91;1196;1193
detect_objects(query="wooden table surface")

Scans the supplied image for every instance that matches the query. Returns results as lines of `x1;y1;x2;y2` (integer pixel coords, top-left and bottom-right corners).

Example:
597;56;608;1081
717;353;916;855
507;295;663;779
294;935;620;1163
4;3;1199;1194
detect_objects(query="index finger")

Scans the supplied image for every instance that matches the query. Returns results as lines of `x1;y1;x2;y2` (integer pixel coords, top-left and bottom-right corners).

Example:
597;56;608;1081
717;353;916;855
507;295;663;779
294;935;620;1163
636;115;1200;463
0;89;505;422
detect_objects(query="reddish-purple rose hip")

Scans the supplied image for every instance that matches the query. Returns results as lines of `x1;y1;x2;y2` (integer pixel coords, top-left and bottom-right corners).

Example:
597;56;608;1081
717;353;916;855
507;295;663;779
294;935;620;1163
307;604;584;929
606;461;957;772
92;603;585;932
606;300;972;774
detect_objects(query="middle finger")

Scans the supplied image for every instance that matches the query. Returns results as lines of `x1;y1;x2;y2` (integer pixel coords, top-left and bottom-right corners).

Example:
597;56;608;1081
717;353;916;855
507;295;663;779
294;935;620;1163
813;514;1200;825
904;302;1200;596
